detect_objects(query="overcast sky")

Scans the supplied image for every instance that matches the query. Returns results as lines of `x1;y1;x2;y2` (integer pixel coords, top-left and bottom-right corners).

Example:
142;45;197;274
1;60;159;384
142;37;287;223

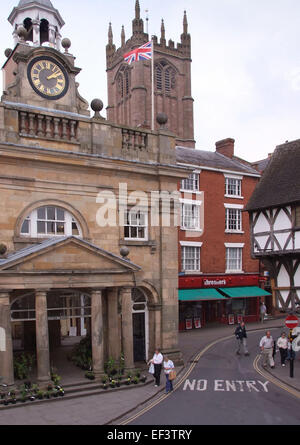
1;0;300;162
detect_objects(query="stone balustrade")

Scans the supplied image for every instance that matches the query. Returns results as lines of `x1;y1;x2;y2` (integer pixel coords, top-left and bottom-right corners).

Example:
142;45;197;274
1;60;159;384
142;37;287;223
122;128;148;151
19;111;78;142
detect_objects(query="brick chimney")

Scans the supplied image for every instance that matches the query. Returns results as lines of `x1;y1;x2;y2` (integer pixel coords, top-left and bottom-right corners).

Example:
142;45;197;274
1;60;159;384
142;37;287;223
215;138;235;158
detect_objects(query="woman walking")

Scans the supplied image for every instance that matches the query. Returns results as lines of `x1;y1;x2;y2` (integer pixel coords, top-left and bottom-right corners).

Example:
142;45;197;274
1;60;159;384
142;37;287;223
163;355;175;394
277;332;288;366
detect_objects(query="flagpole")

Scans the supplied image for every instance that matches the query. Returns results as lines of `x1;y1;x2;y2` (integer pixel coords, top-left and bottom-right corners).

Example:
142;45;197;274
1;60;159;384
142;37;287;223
151;35;155;131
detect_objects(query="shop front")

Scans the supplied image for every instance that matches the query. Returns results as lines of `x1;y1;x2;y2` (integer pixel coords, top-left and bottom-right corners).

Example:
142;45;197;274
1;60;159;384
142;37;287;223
178;274;271;330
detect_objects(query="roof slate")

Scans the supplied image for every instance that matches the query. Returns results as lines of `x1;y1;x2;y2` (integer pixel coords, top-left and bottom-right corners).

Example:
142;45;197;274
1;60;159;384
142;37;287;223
18;0;54;8
245;139;300;211
176;146;259;176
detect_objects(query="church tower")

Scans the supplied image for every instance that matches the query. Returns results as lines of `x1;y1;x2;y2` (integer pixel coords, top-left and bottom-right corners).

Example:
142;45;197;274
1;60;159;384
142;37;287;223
106;1;195;148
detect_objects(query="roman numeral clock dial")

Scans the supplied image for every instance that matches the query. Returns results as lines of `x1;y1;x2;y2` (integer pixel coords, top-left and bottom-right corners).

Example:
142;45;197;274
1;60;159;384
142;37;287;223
27;57;69;100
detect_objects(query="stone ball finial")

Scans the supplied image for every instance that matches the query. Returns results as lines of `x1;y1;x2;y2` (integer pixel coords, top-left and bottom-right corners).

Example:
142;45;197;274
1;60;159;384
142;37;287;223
156;112;168;128
61;38;71;53
91;99;104;119
120;246;130;259
17;26;27;41
4;48;12;58
0;243;7;256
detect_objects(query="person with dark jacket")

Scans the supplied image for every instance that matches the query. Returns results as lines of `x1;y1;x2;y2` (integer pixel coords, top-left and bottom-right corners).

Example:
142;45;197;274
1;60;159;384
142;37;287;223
234;321;249;356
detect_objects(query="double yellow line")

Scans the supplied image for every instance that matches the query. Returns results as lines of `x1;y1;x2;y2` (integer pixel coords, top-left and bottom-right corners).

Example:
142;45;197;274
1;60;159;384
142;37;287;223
119;330;300;425
253;354;300;400
119;336;232;425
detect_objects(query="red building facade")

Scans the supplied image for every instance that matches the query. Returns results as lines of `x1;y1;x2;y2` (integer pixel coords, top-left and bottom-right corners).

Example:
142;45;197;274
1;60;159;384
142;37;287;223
176;139;270;329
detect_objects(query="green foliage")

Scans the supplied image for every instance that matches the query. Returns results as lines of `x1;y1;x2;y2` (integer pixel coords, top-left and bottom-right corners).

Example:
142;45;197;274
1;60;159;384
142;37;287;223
69;336;92;370
13;352;35;380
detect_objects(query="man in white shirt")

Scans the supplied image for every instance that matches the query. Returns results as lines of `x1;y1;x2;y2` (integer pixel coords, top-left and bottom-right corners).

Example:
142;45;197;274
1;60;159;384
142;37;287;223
259;330;275;368
149;348;163;387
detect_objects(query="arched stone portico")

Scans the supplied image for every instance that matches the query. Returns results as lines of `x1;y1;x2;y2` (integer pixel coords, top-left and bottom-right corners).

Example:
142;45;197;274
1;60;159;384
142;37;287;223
0;236;163;385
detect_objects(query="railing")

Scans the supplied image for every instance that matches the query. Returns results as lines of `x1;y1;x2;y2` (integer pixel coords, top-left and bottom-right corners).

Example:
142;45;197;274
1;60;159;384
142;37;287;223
122;128;148;151
19;111;78;142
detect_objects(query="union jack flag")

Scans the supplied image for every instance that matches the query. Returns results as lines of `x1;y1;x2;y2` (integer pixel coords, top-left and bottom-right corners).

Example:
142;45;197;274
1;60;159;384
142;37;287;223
123;41;152;65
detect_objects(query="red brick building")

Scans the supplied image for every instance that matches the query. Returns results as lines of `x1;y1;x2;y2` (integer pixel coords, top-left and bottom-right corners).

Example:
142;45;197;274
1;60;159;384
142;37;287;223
176;139;270;329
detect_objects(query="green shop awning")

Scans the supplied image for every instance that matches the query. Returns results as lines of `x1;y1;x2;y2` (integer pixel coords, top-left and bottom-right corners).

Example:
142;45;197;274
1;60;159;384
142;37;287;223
179;288;227;302
219;286;271;299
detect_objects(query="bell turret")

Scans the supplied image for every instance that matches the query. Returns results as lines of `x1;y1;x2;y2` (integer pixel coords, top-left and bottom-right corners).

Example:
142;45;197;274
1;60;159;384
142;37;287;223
8;0;64;50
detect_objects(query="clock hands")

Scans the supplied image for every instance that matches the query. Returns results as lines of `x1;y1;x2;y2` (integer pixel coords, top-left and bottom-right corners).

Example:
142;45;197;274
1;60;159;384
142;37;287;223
47;71;62;80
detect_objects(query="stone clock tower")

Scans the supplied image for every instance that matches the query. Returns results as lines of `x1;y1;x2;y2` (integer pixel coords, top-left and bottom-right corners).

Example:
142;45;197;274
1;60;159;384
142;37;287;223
106;0;195;148
2;0;89;116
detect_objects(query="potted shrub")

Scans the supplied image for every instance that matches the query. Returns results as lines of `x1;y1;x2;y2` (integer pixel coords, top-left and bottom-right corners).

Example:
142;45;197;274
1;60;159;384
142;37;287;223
102;383;108;390
140;375;147;383
37;390;44;400
85;371;95;380
45;390;52;399
125;377;131;386
101;375;108;385
20;390;28;403
110;379;116;388
133;376;139;384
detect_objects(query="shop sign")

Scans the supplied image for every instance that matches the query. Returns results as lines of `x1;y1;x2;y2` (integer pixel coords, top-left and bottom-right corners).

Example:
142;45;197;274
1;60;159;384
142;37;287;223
194;317;201;329
185;318;193;330
203;279;226;287
228;314;235;325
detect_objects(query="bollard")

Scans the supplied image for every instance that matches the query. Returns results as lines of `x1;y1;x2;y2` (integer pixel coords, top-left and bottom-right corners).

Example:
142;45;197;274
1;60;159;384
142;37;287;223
289;358;294;378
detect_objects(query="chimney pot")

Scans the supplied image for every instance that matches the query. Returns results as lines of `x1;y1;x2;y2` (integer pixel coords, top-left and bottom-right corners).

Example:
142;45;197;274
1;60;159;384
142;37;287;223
215;138;235;158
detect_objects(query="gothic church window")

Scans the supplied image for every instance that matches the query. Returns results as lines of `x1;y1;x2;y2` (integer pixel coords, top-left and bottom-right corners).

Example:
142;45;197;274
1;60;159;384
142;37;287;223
155;61;176;94
117;66;131;99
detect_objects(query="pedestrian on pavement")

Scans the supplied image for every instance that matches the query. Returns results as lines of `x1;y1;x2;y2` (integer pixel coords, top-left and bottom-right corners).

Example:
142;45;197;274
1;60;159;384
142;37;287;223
277;332;288;366
163;355;175;394
234;321;249;356
260;302;267;323
148;348;163;387
259;330;275;368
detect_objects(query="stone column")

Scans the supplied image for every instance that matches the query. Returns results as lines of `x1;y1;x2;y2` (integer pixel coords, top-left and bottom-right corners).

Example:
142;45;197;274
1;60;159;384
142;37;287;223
107;288;120;361
0;291;14;385
121;287;134;370
91;289;104;377
35;290;51;383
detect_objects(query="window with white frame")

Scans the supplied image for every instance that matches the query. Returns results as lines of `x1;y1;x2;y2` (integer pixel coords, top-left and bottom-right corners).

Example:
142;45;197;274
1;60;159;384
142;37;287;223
181;245;201;272
124;209;148;240
224;204;243;232
225;245;243;272
20;206;82;238
181;202;200;231
224;175;242;198
181;173;199;192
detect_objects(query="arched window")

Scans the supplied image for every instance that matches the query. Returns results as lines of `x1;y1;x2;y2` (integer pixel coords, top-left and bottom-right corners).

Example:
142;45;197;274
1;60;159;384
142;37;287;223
20;206;82;238
23;18;33;42
40;19;49;45
117;66;131;99
155;61;176;94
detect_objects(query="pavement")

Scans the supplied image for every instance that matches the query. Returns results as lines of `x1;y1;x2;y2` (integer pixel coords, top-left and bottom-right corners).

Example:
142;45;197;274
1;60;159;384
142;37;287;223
0;315;299;425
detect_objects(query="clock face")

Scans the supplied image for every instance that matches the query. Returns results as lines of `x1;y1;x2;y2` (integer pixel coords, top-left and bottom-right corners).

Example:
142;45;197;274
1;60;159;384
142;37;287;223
27;56;69;100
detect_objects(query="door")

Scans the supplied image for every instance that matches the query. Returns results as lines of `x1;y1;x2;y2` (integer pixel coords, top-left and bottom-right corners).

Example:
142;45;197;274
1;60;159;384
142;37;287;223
132;312;146;362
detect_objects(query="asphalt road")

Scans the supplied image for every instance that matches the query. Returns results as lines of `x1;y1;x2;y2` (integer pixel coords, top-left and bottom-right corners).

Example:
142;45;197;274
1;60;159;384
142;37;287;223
124;328;300;426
